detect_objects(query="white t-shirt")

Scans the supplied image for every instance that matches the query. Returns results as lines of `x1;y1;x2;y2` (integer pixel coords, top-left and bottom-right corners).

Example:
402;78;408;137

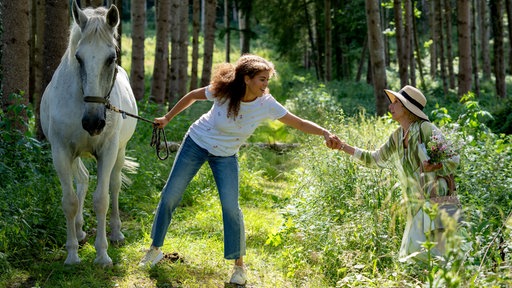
188;86;288;156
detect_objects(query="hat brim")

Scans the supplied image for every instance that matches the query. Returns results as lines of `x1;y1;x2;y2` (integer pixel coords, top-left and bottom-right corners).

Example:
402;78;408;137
385;89;429;121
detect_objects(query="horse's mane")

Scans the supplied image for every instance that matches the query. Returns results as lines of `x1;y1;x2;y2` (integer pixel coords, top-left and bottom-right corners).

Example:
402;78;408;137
67;7;119;62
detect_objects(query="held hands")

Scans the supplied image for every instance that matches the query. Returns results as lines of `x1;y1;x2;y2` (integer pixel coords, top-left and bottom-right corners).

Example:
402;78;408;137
323;131;344;150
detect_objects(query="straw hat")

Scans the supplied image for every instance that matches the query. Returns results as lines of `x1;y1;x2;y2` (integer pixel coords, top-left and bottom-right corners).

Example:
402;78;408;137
384;85;429;121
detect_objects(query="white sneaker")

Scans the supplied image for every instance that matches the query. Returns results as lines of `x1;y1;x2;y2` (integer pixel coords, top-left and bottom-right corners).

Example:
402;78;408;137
139;247;163;267
229;265;247;285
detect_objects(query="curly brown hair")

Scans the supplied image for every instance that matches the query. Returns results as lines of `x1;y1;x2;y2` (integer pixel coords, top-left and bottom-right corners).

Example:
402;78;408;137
209;54;276;119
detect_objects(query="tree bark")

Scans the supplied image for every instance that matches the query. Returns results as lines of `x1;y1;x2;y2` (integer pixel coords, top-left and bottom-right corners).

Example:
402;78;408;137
32;0;46;139
394;0;408;87
324;0;332;82
168;0;180;106
471;0;480;95
130;0;146;101
457;0;472;97
190;0;200;91
479;0;491;79
200;0;217;86
505;0;512;74
178;0;189;96
224;0;231;63
444;0;455;89
405;0;415;86
1;0;31;131
150;0;170;104
489;0;506;98
365;0;387;116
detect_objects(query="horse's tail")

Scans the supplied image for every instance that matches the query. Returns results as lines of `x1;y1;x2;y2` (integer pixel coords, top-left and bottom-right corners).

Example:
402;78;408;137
121;156;139;187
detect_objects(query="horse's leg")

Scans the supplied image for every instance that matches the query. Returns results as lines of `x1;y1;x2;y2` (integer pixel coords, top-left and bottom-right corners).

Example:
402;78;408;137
74;158;89;243
93;148;117;267
109;146;125;245
52;148;81;264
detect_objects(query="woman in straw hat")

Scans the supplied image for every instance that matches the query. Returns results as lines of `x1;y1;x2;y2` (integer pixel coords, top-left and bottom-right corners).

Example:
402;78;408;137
335;85;461;262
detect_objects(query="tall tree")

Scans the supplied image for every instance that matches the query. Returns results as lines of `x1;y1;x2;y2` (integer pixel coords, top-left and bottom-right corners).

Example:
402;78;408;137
365;0;387;115
201;0;217;86
168;0;180;105
177;0;189;96
505;0;512;74
404;0;415;86
478;0;491;79
42;0;69;135
150;0;170;104
324;0;332;82
429;0;438;78
394;0;408;87
471;0;480;95
130;0;146;101
236;0;252;54
190;0;200;91
224;0;231;63
31;0;46;139
1;0;30;131
489;0;506;98
436;0;448;94
457;0;472;96
444;0;455;89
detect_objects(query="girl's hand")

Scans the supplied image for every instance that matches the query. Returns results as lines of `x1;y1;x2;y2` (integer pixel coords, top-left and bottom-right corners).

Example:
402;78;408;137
422;160;442;172
154;116;170;128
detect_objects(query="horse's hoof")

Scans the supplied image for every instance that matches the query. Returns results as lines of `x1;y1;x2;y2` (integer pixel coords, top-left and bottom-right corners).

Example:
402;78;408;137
94;256;113;268
64;254;81;265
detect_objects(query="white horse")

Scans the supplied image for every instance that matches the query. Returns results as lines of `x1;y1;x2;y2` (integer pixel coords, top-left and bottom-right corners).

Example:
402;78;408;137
40;0;137;267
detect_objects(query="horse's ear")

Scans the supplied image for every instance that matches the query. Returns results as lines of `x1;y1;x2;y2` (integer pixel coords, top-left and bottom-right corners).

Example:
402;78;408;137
106;5;120;29
72;0;88;30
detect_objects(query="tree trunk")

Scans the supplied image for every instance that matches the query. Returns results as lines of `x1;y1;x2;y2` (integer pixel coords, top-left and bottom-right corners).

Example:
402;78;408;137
304;0;320;80
444;0;455;89
201;0;217;86
394;0;408;87
224;0;231;63
489;0;506;98
437;0;448;95
130;0;146;101
457;0;472;97
178;0;189;96
429;0;438;78
32;0;46;139
237;0;252;54
1;0;30;131
505;0;512;74
471;0;480;95
190;0;200;91
168;0;180;105
365;0;387;116
479;0;491;79
405;0;415;86
151;0;170;104
324;0;332;82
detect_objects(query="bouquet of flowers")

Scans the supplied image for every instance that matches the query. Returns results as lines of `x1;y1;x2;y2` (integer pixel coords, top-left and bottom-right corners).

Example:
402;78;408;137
424;130;457;164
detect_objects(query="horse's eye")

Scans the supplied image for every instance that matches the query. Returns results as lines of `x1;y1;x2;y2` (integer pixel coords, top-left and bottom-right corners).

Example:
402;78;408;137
106;56;116;66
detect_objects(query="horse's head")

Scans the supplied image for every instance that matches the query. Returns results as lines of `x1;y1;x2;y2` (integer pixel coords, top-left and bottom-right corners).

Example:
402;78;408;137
72;0;119;136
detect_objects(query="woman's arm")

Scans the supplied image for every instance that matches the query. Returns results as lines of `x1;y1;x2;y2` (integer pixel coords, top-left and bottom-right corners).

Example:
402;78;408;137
154;87;208;128
278;112;341;149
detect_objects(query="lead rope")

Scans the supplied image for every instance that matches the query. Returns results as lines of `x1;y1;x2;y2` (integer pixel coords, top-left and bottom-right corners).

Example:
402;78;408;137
105;102;169;161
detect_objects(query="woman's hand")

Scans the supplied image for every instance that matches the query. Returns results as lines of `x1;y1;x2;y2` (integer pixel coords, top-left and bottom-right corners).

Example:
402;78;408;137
323;131;343;150
422;160;443;172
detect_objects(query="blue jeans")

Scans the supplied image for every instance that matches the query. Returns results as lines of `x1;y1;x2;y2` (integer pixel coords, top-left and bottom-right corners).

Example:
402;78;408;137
151;135;246;260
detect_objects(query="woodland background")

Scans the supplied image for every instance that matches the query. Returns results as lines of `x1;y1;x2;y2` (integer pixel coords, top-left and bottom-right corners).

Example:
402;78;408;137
1;0;512;287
